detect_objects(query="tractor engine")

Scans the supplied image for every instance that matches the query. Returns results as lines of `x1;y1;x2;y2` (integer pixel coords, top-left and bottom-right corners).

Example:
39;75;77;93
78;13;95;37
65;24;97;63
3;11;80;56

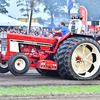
20;45;39;54
20;44;46;57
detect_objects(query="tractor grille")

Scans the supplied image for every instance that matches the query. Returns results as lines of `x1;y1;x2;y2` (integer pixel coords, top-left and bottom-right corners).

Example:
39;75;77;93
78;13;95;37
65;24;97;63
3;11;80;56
1;39;7;51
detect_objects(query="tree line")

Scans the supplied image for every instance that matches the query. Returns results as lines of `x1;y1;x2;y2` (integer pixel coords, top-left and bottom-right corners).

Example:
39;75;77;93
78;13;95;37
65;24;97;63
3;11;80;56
0;0;100;23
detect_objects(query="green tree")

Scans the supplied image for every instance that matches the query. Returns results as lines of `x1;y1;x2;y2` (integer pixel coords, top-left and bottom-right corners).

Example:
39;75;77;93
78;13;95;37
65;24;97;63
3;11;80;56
0;0;10;14
16;0;40;18
74;0;100;21
41;0;67;23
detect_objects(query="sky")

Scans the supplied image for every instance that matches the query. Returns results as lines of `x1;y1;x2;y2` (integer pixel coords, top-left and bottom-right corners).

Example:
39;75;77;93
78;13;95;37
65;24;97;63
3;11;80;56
6;0;77;20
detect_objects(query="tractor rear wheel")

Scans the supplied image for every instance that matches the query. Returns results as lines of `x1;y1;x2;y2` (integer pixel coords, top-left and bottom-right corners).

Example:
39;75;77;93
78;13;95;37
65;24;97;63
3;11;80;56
55;37;75;79
64;37;100;80
8;53;30;76
56;36;100;80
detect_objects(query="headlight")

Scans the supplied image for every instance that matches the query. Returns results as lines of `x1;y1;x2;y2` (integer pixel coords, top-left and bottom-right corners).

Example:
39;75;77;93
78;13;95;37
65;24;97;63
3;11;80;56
0;33;7;38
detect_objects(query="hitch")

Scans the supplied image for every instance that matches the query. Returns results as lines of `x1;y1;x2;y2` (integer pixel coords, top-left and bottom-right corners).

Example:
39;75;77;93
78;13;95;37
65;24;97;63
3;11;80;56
37;60;58;70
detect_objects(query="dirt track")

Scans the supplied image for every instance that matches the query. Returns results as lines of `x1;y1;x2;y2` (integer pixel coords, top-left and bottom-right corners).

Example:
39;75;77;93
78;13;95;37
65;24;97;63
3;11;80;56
1;68;100;100
0;68;100;87
1;94;100;100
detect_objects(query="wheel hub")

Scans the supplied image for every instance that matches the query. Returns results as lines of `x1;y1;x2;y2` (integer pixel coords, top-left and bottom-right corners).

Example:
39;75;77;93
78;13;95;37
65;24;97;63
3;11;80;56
76;56;82;63
17;63;20;66
15;59;26;71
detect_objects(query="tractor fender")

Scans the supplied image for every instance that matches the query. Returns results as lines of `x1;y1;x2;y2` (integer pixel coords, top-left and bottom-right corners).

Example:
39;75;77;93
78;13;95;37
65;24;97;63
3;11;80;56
53;33;94;53
71;33;94;39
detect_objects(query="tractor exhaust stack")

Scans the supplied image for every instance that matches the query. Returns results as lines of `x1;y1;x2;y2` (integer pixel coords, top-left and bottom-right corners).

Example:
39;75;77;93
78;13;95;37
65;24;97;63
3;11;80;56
27;0;34;35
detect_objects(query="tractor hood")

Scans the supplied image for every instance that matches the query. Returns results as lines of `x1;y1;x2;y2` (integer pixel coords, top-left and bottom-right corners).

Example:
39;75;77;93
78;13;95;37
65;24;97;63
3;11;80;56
6;33;56;47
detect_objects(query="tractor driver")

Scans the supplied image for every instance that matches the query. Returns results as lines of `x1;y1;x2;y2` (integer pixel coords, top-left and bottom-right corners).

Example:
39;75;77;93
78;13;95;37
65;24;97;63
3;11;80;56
54;22;70;41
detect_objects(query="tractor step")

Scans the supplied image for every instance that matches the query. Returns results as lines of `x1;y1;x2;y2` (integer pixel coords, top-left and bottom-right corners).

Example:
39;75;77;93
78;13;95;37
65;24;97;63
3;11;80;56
37;60;58;70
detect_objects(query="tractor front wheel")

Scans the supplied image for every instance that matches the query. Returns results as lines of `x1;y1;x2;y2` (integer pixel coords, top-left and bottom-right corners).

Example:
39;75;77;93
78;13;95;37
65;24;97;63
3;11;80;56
8;53;30;76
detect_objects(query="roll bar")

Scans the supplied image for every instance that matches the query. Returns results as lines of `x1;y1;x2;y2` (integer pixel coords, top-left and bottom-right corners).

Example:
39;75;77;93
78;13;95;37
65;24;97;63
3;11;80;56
68;19;83;34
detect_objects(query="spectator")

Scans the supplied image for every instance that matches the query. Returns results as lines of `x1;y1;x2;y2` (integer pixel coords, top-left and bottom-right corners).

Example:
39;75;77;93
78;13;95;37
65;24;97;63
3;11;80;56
13;28;16;33
44;32;49;37
73;29;77;33
38;31;43;37
31;29;35;33
81;30;85;34
89;31;96;40
17;29;21;34
35;28;40;36
43;29;47;36
20;30;24;34
30;29;35;36
4;29;7;32
96;30;100;37
90;31;94;37
49;28;55;38
47;29;49;32
23;28;27;35
15;29;19;34
52;28;55;32
7;28;11;33
87;30;91;35
1;27;4;32
10;28;14;33
96;31;100;44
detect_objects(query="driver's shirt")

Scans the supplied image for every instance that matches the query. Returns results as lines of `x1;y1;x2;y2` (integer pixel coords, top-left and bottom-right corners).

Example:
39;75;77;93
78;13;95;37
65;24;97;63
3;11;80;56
61;26;70;37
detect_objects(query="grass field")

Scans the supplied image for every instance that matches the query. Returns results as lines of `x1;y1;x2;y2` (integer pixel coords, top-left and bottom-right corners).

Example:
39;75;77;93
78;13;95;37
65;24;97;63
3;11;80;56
0;85;100;95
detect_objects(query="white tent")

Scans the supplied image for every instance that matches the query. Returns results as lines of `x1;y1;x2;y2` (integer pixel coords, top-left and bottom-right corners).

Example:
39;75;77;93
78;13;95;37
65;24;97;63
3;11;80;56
0;14;42;27
31;23;43;27
0;14;26;26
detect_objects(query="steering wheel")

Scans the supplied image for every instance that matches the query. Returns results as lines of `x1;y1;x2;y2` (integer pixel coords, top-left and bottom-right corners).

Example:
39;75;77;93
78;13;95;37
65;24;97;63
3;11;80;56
49;31;62;37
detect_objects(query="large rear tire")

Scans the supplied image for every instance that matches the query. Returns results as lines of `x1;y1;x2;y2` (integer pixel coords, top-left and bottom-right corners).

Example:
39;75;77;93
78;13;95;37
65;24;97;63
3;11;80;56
56;37;100;80
8;53;30;76
55;37;75;79
64;37;100;80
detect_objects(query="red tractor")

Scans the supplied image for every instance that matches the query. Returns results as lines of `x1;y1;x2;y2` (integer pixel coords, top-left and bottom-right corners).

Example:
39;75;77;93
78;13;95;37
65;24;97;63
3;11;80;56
0;3;100;80
0;16;100;80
